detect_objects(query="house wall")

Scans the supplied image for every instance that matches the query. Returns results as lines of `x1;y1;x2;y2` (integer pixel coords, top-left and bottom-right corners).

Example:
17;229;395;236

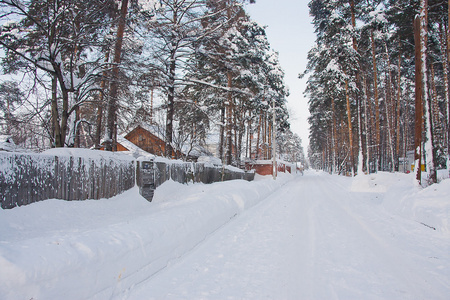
116;143;128;151
125;127;165;156
245;161;294;176
98;143;128;152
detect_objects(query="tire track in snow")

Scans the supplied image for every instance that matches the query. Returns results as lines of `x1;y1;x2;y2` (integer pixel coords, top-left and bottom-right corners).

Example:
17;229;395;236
119;172;450;300
300;173;448;300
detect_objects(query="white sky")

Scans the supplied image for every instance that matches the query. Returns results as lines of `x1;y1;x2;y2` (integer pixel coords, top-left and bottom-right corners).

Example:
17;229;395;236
245;0;315;151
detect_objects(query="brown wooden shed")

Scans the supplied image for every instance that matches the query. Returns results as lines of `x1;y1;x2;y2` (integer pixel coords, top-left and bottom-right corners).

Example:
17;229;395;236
124;125;180;158
123;125;164;156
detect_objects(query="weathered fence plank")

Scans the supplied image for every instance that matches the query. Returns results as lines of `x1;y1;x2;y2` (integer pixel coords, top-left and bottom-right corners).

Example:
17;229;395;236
1;151;254;208
136;160;255;202
0;152;135;209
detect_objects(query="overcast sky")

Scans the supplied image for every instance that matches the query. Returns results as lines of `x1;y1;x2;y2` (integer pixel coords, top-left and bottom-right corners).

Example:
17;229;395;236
245;0;315;151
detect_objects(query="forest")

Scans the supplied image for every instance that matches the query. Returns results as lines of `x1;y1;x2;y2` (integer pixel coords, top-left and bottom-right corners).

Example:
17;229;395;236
0;0;306;168
304;0;449;183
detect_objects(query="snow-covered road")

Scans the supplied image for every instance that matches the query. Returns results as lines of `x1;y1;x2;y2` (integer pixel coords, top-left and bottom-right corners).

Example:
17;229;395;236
1;171;449;299
120;172;450;300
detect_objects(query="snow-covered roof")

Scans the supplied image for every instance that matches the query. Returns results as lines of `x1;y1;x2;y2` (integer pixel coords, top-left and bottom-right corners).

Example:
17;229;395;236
0;135;15;151
99;133;156;160
125;124;165;141
116;135;156;160
0;135;30;153
181;143;212;158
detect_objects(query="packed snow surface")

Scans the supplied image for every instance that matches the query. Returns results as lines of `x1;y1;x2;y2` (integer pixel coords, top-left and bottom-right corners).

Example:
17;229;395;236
0;171;449;299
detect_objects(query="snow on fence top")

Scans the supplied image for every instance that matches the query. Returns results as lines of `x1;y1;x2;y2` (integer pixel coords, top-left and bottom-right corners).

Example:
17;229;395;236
42;148;135;161
1;148;253;208
0;150;135;209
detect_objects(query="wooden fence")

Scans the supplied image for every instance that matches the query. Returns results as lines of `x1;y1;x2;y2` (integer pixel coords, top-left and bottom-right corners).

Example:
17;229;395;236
136;160;255;201
0;152;135;209
0;151;255;208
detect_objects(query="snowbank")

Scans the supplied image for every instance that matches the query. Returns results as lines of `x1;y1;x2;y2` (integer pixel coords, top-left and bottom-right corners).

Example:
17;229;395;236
351;172;450;236
0;173;294;300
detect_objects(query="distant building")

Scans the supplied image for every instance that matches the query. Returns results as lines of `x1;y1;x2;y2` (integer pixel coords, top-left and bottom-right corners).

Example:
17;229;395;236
245;159;295;176
123;125;169;157
399;150;425;173
101;125;210;161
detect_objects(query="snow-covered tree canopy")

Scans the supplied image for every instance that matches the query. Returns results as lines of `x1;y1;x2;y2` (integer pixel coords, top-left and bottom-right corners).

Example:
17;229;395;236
304;0;449;177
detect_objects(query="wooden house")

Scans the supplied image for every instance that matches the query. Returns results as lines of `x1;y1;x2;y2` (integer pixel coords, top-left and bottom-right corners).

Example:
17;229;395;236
245;159;295;176
123;125;175;157
99;125;167;156
101;125;206;160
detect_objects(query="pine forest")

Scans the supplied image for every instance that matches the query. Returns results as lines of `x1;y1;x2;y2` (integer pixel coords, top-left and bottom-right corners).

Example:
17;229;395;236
0;0;306;168
1;0;450;185
304;0;449;184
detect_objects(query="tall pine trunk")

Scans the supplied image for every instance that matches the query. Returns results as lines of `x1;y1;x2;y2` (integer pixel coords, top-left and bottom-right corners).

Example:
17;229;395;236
371;30;381;171
331;97;337;173
395;44;402;170
105;0;128;151
226;71;233;165
165;52;176;158
94;49;110;148
219;105;225;161
441;17;450;173
448;0;450;173
350;0;362;175
345;79;354;176
256;114;262;159
419;0;436;184
414;15;424;183
363;75;371;173
384;44;395;172
51;75;63;147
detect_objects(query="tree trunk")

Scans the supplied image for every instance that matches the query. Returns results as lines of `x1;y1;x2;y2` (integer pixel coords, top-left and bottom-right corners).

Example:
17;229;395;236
95;97;104;148
165;54;176;158
331;97;337;173
371;30;381;172
384;43;395;172
226;71;233;165
448;0;450;173
345;79;354;176
363;75;371;173
52;63;70;148
247;112;252;158
51;75;63;147
234;103;241;164
419;0;436;184
219;105;225;161
256;114;262;159
414;15;424;183
350;0;362;175
395;44;402;170
105;0;128;151
94;50;110;148
440;22;450;173
74;106;81;148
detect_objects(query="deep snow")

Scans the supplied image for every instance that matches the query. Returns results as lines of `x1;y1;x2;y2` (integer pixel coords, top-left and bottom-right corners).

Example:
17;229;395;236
0;171;449;299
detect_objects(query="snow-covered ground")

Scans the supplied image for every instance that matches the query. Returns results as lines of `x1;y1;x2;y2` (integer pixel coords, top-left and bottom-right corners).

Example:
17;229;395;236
1;171;449;299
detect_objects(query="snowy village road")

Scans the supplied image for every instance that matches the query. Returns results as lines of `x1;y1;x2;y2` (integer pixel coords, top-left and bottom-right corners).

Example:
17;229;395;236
120;172;450;300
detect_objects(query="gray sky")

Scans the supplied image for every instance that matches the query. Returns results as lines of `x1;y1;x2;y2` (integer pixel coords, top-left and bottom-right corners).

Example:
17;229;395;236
245;0;315;151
